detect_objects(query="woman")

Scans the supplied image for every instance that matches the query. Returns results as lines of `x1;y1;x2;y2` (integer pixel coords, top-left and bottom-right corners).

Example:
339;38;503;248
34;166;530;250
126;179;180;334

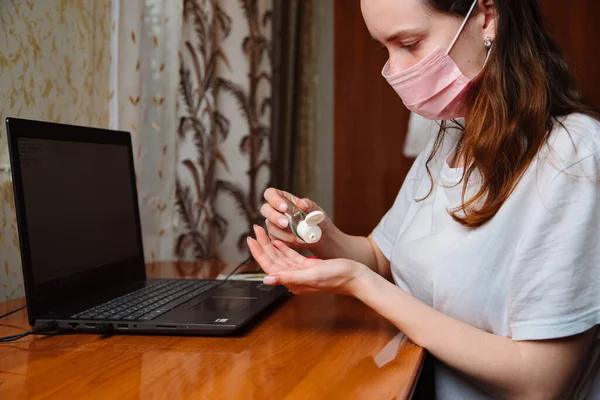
248;0;600;398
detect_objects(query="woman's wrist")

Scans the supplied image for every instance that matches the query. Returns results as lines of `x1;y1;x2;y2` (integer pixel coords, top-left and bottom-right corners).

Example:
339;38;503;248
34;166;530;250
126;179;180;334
311;221;345;259
348;262;378;298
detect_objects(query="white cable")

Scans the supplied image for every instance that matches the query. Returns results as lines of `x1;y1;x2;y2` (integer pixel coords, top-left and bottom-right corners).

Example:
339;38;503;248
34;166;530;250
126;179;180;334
446;0;479;55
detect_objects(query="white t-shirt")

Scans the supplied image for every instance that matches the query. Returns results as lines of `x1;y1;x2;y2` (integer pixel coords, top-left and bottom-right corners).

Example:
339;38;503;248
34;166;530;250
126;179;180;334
372;113;600;399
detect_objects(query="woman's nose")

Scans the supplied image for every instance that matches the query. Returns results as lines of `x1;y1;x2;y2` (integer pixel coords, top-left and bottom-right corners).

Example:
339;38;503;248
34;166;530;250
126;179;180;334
386;52;410;76
386;50;423;76
386;58;403;76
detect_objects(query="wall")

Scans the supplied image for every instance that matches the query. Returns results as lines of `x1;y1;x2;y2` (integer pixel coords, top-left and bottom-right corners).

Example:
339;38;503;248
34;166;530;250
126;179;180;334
0;0;111;301
333;0;413;236
539;0;600;108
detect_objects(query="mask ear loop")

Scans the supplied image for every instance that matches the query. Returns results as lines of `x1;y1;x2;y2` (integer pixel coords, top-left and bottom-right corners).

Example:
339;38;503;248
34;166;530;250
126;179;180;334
446;0;479;55
482;43;493;65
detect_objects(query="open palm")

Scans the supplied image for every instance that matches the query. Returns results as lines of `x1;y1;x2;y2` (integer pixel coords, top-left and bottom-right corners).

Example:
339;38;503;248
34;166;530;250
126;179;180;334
247;225;365;296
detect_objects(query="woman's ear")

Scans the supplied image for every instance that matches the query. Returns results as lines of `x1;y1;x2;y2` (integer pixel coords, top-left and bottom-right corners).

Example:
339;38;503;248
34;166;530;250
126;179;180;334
480;0;498;43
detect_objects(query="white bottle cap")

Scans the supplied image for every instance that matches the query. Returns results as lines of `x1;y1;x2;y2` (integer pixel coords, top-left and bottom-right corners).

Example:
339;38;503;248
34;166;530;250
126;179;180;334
297;211;326;243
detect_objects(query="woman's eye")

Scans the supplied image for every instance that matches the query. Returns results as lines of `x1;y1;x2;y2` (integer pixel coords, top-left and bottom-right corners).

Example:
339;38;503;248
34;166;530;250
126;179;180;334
380;44;387;51
402;41;419;50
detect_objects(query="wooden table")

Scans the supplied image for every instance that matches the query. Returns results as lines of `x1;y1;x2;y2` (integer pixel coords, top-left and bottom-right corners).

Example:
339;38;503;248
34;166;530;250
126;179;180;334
0;263;425;399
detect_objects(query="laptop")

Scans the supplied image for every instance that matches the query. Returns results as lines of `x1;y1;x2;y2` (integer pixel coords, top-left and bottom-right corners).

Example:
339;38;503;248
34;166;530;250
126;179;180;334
5;117;289;335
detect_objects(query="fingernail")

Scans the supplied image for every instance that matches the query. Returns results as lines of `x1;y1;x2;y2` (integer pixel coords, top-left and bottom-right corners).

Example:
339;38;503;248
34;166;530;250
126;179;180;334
253;224;259;231
278;218;289;228
278;203;287;212
263;276;278;285
302;199;310;208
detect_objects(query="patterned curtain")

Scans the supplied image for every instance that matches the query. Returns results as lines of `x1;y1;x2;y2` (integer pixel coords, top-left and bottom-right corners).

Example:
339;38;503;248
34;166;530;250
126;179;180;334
176;0;273;268
109;0;182;264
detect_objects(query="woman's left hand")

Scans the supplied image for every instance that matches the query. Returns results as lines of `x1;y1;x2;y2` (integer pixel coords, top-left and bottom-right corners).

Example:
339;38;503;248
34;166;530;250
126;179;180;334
247;225;368;296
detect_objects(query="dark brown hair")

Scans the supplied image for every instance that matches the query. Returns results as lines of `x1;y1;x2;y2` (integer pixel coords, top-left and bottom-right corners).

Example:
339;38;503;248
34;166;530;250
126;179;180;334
422;0;600;227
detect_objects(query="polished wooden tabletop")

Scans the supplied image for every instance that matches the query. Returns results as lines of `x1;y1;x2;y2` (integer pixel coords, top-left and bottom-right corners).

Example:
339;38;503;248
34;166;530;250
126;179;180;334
0;262;425;399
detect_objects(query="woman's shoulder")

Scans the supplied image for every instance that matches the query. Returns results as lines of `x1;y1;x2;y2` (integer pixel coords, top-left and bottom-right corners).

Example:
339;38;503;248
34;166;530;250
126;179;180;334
548;112;600;159
541;113;600;178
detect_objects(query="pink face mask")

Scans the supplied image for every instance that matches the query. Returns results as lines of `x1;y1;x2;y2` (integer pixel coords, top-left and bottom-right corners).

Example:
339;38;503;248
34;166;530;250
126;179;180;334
382;0;491;120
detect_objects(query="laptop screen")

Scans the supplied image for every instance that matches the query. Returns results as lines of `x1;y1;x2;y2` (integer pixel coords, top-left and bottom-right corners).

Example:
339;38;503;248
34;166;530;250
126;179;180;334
7;118;147;319
17;137;142;286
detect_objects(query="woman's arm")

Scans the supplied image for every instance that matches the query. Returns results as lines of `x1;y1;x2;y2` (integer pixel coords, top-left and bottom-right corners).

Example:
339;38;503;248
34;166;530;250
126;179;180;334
250;226;595;399
312;228;391;279
260;188;391;278
354;270;596;399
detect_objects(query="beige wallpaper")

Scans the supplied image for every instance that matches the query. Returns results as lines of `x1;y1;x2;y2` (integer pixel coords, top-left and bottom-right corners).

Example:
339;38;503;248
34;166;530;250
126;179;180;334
0;0;111;301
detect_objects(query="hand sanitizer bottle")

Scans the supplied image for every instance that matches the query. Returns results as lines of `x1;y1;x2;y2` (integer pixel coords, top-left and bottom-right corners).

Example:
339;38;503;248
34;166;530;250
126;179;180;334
282;198;325;244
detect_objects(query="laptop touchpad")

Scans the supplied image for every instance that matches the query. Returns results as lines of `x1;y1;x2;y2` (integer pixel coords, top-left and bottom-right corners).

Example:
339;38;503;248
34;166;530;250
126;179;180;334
189;297;256;313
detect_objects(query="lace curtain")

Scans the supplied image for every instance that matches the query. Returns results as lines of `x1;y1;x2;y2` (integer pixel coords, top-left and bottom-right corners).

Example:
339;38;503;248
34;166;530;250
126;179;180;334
109;0;182;263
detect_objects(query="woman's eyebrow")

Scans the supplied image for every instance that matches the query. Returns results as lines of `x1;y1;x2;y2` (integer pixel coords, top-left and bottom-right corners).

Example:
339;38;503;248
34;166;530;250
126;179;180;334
373;28;422;44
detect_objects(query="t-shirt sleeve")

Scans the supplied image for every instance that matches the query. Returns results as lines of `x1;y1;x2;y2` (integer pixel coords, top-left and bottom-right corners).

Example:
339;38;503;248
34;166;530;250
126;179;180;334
372;146;430;261
508;127;600;341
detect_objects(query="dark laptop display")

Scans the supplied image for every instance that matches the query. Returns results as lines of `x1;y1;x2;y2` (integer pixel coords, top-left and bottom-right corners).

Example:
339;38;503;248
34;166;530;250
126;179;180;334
6;118;287;335
18;137;141;286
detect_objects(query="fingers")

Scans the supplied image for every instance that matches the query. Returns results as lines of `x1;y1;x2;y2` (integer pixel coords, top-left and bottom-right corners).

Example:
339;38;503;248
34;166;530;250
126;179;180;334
260;188;323;249
273;240;307;266
264;268;318;287
249;226;316;276
260;203;289;230
265;220;297;244
247;236;286;274
296;197;313;212
266;221;316;251
253;225;292;268
264;187;312;214
264;188;292;213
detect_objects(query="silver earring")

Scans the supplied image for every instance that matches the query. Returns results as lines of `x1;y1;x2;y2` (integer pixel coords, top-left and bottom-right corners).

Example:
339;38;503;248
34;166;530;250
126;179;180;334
484;37;492;48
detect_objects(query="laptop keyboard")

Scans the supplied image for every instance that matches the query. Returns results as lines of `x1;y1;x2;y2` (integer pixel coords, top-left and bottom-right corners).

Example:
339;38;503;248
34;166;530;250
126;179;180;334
71;280;216;321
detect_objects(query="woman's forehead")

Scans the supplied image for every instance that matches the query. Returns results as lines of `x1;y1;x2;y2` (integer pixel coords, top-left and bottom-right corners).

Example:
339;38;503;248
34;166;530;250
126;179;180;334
361;0;433;41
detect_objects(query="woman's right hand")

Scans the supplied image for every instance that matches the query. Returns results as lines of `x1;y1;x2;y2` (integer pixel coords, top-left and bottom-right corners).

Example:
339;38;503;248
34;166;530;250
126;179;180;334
260;188;332;250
